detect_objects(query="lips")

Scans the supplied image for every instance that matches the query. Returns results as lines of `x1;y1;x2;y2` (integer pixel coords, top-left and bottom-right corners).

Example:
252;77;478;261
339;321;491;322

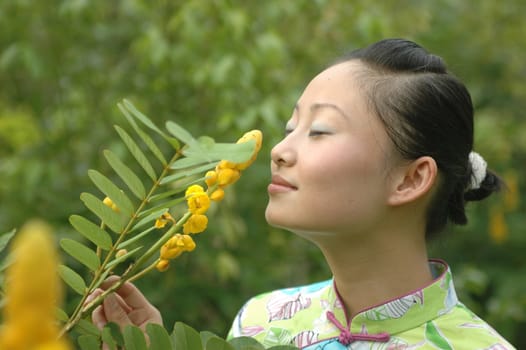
268;174;297;194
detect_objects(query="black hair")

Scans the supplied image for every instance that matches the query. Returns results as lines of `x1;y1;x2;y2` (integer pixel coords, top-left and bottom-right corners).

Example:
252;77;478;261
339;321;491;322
336;38;503;239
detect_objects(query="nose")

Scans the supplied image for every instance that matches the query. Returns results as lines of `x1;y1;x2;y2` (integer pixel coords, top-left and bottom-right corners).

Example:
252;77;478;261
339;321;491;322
270;136;296;167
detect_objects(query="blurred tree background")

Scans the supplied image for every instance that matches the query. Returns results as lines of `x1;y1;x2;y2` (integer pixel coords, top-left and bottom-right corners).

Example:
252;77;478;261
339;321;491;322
0;0;524;346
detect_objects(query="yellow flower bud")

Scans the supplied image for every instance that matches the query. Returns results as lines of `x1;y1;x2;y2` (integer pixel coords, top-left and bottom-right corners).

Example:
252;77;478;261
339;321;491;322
205;170;218;187
103;196;120;213
210;188;225;202
156;259;170;272
217;168;241;186
116;249;128;258
183;214;208;234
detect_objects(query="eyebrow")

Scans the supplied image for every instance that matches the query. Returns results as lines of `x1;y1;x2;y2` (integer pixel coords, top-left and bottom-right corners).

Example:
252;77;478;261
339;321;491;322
294;102;350;120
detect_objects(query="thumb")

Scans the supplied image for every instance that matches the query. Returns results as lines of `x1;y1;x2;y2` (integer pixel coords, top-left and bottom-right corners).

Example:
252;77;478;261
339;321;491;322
103;292;132;329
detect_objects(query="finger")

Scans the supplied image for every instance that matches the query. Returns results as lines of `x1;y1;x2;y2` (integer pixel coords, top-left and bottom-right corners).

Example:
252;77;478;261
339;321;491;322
103;292;132;329
99;275;122;290
112;281;153;310
128;307;163;329
83;288;104;312
92;304;108;330
99;276;148;309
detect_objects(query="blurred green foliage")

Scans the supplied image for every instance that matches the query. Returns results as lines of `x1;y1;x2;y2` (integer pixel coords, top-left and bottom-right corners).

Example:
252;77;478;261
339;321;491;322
0;0;524;346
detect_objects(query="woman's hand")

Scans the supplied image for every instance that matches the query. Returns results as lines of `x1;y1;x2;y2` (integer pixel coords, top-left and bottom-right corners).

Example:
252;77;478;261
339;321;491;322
88;275;163;331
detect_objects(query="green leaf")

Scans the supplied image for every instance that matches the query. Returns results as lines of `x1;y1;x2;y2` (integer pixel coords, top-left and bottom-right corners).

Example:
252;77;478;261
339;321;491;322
166;120;202;150
101;326;119;350
147;323;174;350
104;323;125;347
105;246;143;269
133;208;169;228
115;125;157;181
123;325;148;350
162;162;217;184
60;238;100;271
117;227;155;249
56;307;69;322
88;169;135;216
80;192;125;234
58;264;87;295
206;337;236;350
78;334;101;350
170;156;214;170
69;215;113;250
104;149;146;200
137;198;185;219
76;318;101;336
172;322;203;350
229;337;266;350
185;140;256;163
0;228;16;254
118;102;169;165
268;346;300;349
122;99;170;139
201;331;220;347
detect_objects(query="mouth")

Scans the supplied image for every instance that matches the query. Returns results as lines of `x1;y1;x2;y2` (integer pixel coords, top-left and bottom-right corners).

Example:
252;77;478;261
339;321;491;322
268;174;298;194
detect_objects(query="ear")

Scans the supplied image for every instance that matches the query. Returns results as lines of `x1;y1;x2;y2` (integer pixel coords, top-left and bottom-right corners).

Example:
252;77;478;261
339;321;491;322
387;156;438;206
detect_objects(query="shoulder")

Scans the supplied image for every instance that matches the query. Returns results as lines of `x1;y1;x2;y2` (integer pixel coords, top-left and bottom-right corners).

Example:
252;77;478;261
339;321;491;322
423;302;516;349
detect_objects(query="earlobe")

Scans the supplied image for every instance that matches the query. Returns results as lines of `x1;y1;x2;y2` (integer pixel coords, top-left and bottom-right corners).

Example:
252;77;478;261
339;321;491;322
388;156;438;206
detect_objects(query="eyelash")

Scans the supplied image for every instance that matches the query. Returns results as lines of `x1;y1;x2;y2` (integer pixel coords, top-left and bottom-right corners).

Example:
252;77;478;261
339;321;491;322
284;129;329;137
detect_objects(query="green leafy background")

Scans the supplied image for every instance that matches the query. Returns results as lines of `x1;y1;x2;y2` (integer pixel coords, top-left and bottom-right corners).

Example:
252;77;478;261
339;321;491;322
0;0;524;347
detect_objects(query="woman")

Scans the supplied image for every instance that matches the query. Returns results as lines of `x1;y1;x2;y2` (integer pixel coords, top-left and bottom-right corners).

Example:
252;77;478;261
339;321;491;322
92;39;515;349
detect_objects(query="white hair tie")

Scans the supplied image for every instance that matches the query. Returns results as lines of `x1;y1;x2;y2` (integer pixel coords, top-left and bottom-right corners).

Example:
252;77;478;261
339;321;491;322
468;151;487;190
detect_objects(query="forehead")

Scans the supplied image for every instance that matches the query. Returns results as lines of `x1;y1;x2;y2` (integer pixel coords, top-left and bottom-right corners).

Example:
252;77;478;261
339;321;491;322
298;61;366;107
295;61;370;119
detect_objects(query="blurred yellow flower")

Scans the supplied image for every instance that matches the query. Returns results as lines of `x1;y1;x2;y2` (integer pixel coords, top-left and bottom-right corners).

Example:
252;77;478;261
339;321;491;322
503;171;519;211
183;214;208;234
185;185;210;215
155;211;175;229
0;220;71;350
489;206;508;244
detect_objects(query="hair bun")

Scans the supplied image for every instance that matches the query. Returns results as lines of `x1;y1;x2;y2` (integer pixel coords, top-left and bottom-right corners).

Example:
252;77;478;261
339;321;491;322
464;170;504;201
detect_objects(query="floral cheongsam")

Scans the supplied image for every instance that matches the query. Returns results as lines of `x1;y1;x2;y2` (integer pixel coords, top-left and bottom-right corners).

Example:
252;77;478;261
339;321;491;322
227;260;515;349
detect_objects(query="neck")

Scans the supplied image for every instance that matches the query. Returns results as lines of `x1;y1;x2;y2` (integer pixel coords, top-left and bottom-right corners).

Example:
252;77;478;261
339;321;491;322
316;228;432;319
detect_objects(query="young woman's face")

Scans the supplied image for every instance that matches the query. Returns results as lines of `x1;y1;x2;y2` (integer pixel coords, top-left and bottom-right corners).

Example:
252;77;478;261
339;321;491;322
265;61;399;239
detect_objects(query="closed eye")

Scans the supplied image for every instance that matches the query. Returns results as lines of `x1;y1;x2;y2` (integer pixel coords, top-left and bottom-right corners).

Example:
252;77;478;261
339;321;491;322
309;130;330;137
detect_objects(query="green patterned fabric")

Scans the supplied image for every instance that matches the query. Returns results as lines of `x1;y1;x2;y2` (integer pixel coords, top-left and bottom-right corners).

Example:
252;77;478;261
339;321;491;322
228;260;515;349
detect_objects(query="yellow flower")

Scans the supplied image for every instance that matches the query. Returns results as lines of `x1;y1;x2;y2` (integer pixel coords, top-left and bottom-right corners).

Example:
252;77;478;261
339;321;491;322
102;196;120;213
210;188;225;202
155;211;175;229
156;259;170;272
0;220;71;350
160;234;196;260
217;167;241;186
183;214;208;234
185;185;210;215
234;129;263;170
